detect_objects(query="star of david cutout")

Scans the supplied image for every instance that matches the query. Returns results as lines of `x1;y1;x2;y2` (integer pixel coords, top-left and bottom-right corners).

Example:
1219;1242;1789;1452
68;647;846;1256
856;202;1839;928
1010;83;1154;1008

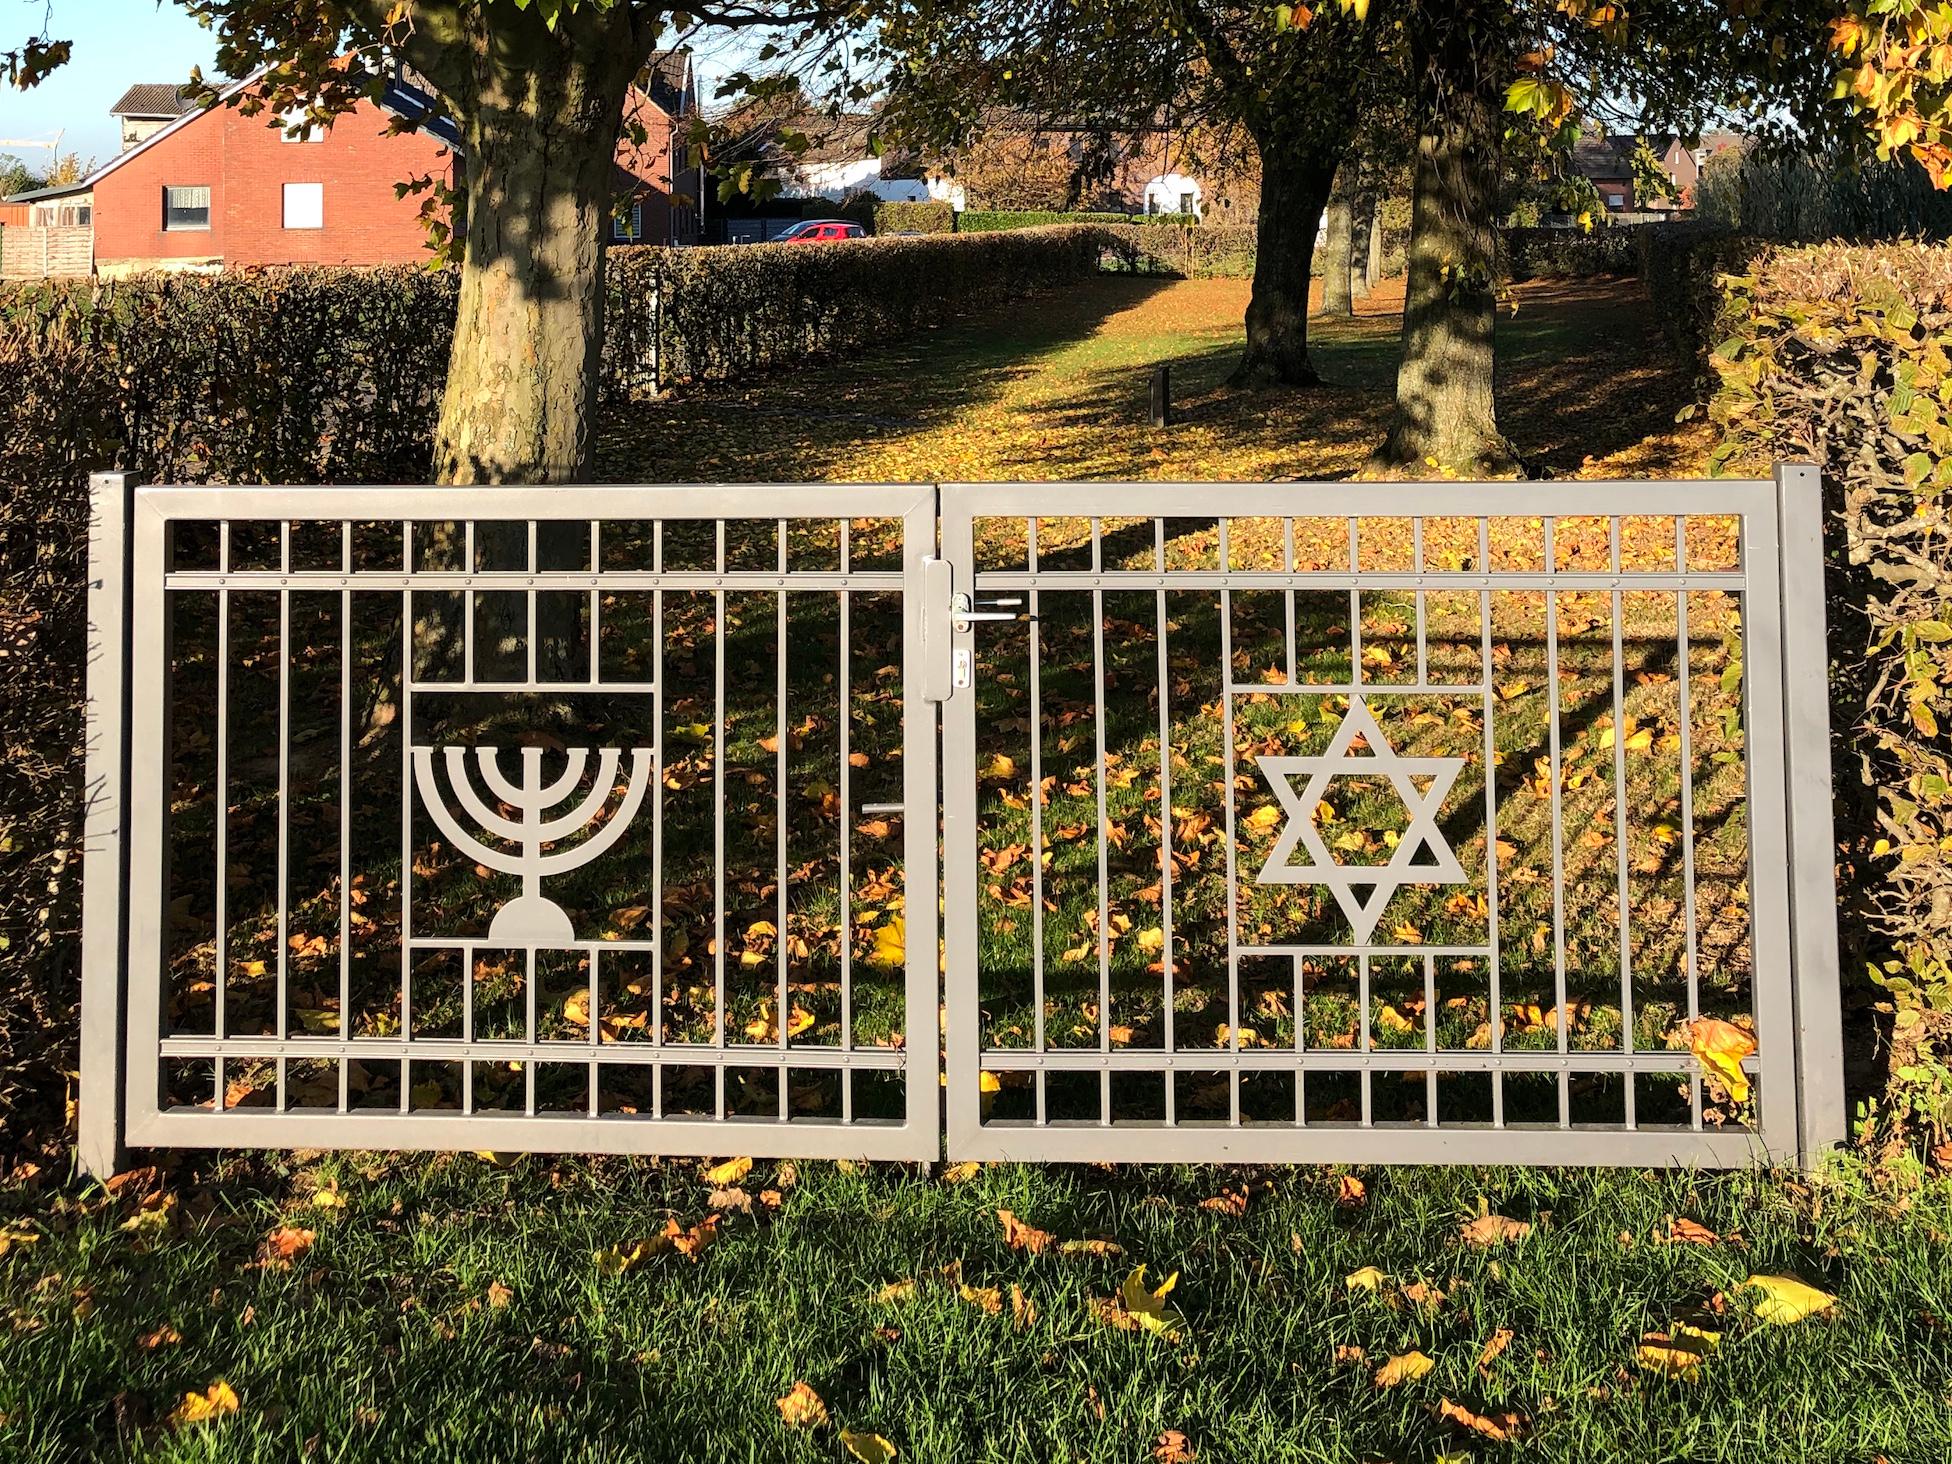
1252;697;1468;944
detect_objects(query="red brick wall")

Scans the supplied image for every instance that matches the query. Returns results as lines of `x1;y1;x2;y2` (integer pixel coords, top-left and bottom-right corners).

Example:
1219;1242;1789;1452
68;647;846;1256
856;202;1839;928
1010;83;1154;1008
94;95;457;268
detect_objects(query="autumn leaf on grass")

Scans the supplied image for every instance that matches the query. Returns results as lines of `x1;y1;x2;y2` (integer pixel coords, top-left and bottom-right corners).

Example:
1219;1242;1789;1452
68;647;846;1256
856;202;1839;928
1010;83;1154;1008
486;1281;513;1310
1058;1237;1123;1259
665;1214;720;1261
1655;1217;1720;1246
1689;1017;1757;1105
594;1232;673;1274
1636;1325;1720;1380
1435;1397;1527;1443
257;1226;316;1270
139;1324;183;1350
1373;1350;1435;1388
1153;1429;1196;1463
310;1184;347;1212
959;1283;1003;1315
873;1279;917;1304
119;1191;177;1239
1476;1327;1513;1373
1459;1205;1532;1247
840;1429;898;1463
704;1156;753;1187
168;1380;239;1430
941;1161;981;1184
998;1209;1055;1254
1199;1187;1249;1218
0;1225;39;1258
1336;1174;1366;1208
1119;1266;1185;1338
776;1381;828;1429
867;917;906;970
1743;1274;1837;1325
1345;1265;1386;1292
1010;1284;1037;1329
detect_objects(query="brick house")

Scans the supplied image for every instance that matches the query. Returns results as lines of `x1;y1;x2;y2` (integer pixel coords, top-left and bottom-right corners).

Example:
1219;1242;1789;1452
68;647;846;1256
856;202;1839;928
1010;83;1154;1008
2;54;701;278
1572;131;1745;215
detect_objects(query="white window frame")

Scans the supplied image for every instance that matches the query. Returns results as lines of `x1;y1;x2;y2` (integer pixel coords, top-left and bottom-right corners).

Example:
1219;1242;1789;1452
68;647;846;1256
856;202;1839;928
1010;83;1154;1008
162;185;211;232
282;182;324;231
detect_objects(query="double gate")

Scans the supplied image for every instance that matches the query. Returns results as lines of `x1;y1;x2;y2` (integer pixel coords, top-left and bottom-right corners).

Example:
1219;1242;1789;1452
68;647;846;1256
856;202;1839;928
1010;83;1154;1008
80;468;1843;1174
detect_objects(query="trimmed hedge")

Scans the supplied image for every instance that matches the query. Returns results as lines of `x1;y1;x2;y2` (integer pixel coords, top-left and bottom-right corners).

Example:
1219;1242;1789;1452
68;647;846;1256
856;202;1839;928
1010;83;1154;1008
1503;224;1648;281
871;200;955;235
1098;223;1257;279
958;210;1135;233
1705;241;1952;1132
607;225;1107;388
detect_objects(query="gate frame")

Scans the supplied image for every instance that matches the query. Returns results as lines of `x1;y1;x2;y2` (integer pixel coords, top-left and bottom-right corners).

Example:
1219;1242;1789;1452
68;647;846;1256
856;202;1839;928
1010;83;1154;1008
938;468;1843;1168
78;467;1844;1177
82;480;942;1172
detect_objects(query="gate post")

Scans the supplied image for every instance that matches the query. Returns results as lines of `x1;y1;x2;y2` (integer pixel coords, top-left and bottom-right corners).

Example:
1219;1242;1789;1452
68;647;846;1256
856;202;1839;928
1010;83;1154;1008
1775;461;1846;1164
78;471;136;1179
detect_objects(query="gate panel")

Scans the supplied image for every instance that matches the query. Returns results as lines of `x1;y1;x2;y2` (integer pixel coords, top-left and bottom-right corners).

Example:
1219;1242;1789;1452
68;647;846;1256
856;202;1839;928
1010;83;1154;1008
942;479;1827;1166
116;484;939;1160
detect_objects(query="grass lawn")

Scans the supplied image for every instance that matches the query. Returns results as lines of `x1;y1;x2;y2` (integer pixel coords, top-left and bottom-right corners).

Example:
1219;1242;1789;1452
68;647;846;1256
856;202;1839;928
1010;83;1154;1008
6;276;1946;1464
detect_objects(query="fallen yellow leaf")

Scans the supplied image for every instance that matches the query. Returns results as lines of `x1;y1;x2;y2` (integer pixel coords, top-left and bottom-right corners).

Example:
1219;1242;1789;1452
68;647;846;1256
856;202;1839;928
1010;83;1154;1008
1119;1265;1185;1338
841;1429;899;1463
868;916;906;970
1744;1274;1837;1325
704;1156;753;1186
1373;1350;1435;1388
1345;1265;1386;1292
1689;1017;1757;1104
168;1380;239;1430
776;1381;828;1428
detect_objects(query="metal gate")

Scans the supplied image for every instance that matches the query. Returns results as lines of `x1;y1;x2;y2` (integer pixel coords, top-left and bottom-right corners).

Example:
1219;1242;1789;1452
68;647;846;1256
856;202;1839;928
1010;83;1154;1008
939;471;1841;1167
82;469;1842;1173
82;480;942;1169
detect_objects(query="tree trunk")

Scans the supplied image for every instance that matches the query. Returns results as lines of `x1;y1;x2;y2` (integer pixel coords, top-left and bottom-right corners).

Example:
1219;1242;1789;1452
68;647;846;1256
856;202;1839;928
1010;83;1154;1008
1367;3;1518;477
1362;198;1384;294
1230;141;1338;389
1321;161;1356;317
433;35;638;485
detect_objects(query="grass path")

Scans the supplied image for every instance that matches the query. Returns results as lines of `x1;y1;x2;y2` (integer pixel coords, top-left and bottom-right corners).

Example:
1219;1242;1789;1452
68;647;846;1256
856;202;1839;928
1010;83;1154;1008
598;274;1713;486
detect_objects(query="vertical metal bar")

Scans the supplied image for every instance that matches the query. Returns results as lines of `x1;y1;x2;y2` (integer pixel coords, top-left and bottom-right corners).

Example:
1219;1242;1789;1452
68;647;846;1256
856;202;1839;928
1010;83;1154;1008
1775;462;1845;1162
1219;517;1240;1126
462;940;475;1115
214;523;229;1057
339;524;353;1110
276;522;291;1108
1479;519;1504;1127
1358;953;1373;1126
78;472;135;1177
1347;518;1361;686
525;519;538;686
1154;518;1176;1126
463;521;476;684
401;527;416;1123
776;521;790;1117
903;489;944;1159
588;517;601;686
1413;517;1427;685
122;498;172;1142
1283;517;1297;686
524;947;537;1115
1090;521;1111;1123
1544;518;1568;1126
713;519;727;1121
1424;952;1437;1125
1027;518;1047;1126
1609;519;1636;1128
838;525;853;1115
1676;521;1703;1129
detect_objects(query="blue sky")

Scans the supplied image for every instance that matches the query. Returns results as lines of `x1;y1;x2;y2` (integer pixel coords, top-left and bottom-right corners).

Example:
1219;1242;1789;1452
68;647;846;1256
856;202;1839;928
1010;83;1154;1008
0;2;218;169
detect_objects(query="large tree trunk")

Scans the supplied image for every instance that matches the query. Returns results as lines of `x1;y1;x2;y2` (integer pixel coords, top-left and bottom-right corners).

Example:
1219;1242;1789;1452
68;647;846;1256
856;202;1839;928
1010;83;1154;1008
1321;161;1356;318
1367;3;1518;477
433;27;639;485
1230;140;1338;389
1351;189;1383;299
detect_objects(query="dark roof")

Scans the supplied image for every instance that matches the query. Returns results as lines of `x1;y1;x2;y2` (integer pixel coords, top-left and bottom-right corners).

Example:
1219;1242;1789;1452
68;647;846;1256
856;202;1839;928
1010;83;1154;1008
645;50;693;117
110;83;199;119
1;180;89;203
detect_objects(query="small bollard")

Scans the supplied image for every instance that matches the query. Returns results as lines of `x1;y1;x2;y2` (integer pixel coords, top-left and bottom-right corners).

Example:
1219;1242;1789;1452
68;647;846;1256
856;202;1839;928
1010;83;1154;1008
1149;363;1172;429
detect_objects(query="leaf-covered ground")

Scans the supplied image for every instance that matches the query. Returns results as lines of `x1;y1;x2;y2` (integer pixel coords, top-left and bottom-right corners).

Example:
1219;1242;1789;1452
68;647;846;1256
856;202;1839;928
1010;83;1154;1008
595;275;1712;486
2;1155;1948;1463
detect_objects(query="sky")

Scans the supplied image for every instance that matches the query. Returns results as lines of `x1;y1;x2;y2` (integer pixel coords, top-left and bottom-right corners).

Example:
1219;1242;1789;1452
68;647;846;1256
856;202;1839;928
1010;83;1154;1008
0;0;772;181
0;2;219;171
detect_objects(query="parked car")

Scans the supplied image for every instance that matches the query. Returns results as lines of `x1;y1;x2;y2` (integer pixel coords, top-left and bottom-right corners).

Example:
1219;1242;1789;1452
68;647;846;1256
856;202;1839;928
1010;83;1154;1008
776;219;865;242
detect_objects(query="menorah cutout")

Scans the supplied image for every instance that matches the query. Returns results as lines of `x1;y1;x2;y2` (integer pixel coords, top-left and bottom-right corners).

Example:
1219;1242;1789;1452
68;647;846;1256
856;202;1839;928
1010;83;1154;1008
412;745;653;943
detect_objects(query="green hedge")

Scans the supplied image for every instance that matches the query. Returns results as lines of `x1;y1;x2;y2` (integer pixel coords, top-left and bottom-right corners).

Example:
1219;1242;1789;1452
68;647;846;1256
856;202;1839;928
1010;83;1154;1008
871;200;955;235
607;225;1107;388
1705;241;1952;1136
1636;224;1769;380
1503;224;1648;281
1097;223;1257;279
958;210;1135;233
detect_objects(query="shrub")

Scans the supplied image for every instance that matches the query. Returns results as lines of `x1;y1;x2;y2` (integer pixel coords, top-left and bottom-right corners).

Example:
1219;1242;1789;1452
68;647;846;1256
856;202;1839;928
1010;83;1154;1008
870;200;955;235
958;210;1133;233
1097;223;1257;279
1503;224;1646;280
1705;241;1952;1143
1693;149;1952;242
1636;223;1768;376
608;225;1107;388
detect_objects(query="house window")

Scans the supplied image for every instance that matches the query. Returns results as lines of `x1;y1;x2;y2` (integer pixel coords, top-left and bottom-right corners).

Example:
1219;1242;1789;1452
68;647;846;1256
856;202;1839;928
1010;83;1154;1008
1603;189;1626;209
283;182;324;230
163;185;211;231
279;106;324;143
613;202;643;242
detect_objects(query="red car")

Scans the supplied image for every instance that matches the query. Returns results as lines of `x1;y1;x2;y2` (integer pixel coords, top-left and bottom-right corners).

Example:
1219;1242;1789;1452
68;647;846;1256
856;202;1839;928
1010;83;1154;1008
777;219;865;242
